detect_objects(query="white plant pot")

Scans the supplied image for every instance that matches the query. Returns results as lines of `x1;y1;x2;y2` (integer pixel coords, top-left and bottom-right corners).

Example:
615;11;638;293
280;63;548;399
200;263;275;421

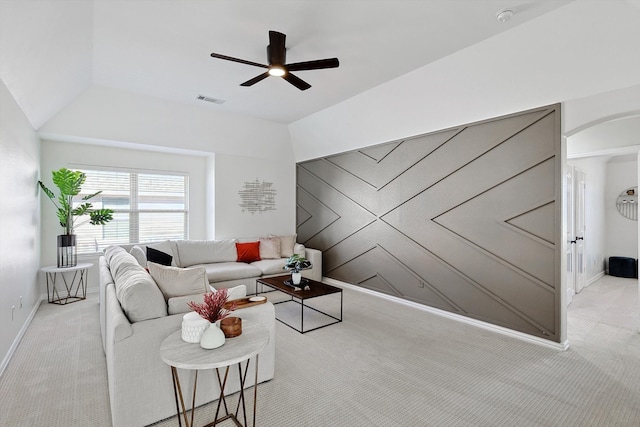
292;271;302;285
200;321;226;349
181;312;209;343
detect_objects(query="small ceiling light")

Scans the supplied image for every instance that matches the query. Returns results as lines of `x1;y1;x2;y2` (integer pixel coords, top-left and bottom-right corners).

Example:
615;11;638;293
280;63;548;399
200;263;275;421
496;9;514;23
268;66;286;77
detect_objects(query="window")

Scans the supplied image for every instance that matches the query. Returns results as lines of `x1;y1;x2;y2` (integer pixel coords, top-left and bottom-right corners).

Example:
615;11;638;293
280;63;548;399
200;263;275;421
74;169;189;253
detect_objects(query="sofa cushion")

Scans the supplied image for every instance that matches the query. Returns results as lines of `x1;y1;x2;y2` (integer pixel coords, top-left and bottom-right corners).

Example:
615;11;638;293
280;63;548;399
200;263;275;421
127;241;178;267
271;234;296;257
129;245;147;266
259;237;281;259
293;243;306;258
251;258;287;276
148;241;179;266
176;239;238;267
147;247;173;266
167;285;247;315
236;241;261;263
104;246;167;322
191;262;262;283
147;262;208;300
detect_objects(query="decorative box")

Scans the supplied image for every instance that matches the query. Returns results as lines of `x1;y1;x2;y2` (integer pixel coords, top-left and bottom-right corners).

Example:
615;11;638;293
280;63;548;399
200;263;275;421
181;312;209;343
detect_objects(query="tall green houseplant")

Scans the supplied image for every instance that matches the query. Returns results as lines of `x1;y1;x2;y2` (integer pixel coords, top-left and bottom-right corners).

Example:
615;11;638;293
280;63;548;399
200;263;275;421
39;168;114;267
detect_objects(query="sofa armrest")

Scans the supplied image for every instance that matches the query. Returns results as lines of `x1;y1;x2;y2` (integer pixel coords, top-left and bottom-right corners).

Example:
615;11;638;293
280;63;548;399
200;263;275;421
105;284;134;343
303;247;323;282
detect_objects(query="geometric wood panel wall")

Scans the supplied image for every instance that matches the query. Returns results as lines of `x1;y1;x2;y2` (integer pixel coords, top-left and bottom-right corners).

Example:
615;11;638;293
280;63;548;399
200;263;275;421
296;105;562;342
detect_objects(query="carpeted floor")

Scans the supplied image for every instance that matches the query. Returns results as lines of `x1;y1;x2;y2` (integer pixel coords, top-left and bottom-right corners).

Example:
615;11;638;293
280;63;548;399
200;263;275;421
1;275;639;426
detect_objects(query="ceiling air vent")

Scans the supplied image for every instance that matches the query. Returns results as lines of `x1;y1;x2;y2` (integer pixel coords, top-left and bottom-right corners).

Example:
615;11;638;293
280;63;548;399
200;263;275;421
196;94;225;104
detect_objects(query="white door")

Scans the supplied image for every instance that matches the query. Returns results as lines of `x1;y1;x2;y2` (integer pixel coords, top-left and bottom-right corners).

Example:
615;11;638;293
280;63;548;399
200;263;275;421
566;167;575;304
574;168;587;293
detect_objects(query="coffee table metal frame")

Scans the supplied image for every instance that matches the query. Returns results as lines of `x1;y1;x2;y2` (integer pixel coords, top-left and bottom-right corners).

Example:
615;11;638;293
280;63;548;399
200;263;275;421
256;275;343;334
41;263;92;305
160;321;269;427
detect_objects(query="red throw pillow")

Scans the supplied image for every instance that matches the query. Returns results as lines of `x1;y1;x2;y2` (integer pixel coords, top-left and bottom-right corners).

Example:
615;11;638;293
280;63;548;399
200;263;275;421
236;242;261;263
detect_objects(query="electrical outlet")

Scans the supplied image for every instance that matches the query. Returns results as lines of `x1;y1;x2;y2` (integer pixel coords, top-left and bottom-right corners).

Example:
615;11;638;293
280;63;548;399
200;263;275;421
20;296;23;309
11;306;15;321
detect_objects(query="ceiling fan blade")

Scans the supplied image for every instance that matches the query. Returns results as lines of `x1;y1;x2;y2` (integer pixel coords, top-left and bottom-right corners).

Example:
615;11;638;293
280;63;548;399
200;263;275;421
283;72;311;91
286;58;340;71
210;52;267;69
268;30;286;65
240;72;270;87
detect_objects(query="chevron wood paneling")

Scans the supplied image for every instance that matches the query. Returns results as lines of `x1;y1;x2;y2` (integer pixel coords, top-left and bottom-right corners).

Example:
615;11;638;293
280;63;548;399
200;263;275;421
297;105;562;342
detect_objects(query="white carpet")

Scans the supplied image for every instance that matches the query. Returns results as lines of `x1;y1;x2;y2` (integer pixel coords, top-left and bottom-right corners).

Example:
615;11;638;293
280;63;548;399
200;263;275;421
1;275;639;426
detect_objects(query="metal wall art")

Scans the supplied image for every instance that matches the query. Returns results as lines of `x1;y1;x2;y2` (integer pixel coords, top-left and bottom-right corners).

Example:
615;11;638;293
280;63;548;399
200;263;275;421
239;179;277;214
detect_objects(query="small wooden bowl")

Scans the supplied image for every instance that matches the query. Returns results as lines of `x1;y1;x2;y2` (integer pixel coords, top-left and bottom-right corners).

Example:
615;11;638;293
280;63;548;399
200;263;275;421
220;317;242;338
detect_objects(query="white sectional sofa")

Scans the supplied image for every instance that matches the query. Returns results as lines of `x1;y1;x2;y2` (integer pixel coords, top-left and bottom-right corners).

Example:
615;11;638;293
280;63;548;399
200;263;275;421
99;237;322;427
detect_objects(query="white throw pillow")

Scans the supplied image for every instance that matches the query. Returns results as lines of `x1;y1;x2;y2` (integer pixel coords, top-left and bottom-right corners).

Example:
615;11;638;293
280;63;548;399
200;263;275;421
129;245;147;267
271;234;296;257
259;236;281;259
147;262;208;300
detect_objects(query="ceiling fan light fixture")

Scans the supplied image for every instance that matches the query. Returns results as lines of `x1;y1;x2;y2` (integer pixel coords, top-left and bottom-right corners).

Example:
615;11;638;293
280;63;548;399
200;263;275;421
268;66;286;77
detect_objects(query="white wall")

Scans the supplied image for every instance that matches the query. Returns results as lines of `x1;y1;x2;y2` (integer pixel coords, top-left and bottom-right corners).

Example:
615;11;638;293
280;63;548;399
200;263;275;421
290;1;640;162
39;85;292;161
0;79;41;375
567;157;607;283
213;153;296;240
564;84;640;136
39;140;208;292
605;157;639;261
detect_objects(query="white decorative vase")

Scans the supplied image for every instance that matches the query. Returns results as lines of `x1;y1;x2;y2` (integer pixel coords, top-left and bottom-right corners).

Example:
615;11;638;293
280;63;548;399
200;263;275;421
181;312;209;343
291;271;302;285
200;321;226;349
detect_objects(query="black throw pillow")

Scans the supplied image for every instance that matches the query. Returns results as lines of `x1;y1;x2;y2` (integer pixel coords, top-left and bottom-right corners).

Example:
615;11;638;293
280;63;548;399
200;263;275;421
147;246;173;266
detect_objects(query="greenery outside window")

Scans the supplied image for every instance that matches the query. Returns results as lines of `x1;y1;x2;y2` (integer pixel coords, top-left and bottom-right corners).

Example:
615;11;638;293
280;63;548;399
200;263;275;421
73;169;189;253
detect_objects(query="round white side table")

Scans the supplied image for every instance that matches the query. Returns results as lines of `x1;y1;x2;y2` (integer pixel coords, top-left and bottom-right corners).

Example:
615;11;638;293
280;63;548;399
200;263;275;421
41;263;93;305
160;320;270;427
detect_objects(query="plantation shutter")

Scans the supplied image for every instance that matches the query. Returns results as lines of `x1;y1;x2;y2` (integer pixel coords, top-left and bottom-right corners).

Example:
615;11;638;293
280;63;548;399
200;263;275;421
74;169;188;253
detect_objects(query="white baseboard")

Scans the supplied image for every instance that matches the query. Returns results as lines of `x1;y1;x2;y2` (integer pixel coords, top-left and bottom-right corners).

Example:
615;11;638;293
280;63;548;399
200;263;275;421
586;271;605;287
323;277;570;351
0;295;46;378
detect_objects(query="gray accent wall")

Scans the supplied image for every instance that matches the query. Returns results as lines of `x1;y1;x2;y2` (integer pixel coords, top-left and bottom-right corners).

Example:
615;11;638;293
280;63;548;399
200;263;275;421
296;105;562;342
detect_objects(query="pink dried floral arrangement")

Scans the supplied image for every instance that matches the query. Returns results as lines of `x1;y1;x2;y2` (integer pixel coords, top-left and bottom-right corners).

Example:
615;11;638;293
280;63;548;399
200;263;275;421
187;288;238;323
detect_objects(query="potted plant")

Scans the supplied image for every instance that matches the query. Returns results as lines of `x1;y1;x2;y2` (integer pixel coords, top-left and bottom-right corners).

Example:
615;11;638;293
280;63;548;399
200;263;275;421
283;254;312;285
188;289;238;349
38;168;114;267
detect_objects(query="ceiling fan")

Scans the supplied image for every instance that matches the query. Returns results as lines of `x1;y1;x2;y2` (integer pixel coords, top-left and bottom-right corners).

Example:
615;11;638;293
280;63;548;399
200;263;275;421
210;30;339;91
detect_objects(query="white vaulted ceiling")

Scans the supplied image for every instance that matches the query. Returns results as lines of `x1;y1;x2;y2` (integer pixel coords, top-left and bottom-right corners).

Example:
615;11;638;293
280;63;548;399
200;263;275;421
0;0;574;129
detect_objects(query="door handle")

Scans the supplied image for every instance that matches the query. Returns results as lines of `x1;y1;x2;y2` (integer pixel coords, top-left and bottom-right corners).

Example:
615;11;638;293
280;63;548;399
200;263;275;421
575;236;584;241
570;240;577;244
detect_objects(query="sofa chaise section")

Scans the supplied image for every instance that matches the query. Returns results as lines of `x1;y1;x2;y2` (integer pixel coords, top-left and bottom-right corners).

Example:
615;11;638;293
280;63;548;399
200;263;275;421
100;245;277;427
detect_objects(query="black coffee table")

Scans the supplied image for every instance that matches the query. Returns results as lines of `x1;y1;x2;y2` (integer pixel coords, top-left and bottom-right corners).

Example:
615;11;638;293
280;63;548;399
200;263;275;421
256;275;343;333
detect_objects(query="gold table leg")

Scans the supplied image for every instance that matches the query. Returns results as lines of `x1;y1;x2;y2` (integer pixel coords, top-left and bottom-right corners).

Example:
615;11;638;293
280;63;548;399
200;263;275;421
170;353;261;427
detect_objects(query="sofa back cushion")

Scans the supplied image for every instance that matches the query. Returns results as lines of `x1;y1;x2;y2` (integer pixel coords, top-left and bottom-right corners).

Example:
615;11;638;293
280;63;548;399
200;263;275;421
147;262;208;300
104;246;167;322
127;241;179;267
176;239;237;267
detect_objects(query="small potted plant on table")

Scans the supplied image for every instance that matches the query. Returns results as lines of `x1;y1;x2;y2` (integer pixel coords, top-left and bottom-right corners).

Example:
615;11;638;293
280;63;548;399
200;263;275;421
283;254;312;287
